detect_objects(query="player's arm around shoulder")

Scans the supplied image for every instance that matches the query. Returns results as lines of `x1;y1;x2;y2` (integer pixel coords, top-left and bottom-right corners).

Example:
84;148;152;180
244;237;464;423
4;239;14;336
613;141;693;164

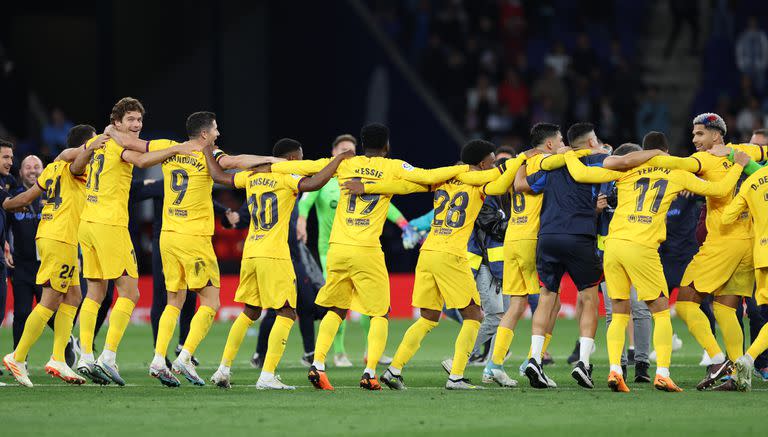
202;144;236;186
342;177;429;196
270;158;331;175
297;151;354;192
722;182;751;225
563;149;622;183
216;150;281;170
2;169;46;210
680;150;748;197
484;153;528;195
603;149;665;171
70;134;110;175
395;159;469;185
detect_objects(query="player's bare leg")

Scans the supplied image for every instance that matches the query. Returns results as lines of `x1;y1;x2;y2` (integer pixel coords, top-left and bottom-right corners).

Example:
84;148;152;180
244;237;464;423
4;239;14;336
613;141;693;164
93;274;139;386
525;287;558;388
173;285;219;386
150;289;186;387
212;304;262;388
257;304;297;390
572;285;598;389
309;306;347;390
646;296;682;392
674;285;730;389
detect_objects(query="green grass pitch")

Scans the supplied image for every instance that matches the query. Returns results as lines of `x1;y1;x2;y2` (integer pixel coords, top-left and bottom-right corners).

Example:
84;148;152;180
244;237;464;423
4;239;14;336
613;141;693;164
0;318;765;436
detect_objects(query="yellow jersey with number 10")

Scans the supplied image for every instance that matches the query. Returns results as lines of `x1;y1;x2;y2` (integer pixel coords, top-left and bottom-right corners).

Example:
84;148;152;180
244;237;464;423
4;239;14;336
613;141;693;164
505;153;546;241
36;161;86;246
234;171;303;260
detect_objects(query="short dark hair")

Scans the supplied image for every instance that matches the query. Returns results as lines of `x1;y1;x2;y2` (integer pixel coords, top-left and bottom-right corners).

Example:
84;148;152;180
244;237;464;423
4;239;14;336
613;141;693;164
530;123;561;147
494;145;516;156
0;139;13;150
186;111;217;138
613;143;642;156
332;134;357;148
360;123;389;151
67;125;97;148
566;122;595;145
642;131;669;152
460;139;496;166
110;97;145;123
753;128;768;137
273;138;302;158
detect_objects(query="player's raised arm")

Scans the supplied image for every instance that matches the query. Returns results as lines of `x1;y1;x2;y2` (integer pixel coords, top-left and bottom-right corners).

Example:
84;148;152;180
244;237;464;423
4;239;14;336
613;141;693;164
202;144;235;186
270;158;332;175
70;134;109;175
55;147;83;163
484;154;527;195
602;149;666;171
104;124;148;152
677;151;748;198
1;184;44;211
564;150;623;183
343;178;429;195
722;148;764;176
455;167;503;186
297;151;355;192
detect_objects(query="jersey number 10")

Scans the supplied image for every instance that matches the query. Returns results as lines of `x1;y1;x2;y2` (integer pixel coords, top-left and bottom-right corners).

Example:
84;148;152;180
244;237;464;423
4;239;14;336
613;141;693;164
248;192;279;231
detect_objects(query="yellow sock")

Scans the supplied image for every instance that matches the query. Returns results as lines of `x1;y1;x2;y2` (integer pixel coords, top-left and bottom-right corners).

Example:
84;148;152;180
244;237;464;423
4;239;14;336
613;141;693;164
713;301;743;361
607;313;630;369
79;298;101;355
450;320;481;377
391;317;439;370
652;310;673;369
543;333;553;355
14;305;54;362
492;327;514;365
366;316;389;371
314;312;343;365
263;316;294;374
104;297;136;353
183;305;216;355
747;323;768;360
154;305;180;357
676;301;723;358
221;313;254;367
52;303;77;362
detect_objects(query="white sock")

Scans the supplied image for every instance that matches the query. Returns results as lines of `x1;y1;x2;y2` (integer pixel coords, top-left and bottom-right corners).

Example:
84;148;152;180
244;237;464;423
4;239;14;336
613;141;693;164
656;367;670;378
449;373;463;380
151;353;165;367
178;349;191;363
710;352;726;364
610;364;623;375
388;366;401;376
82;353;95;362
260;371;274;380
101;349;116;364
364;367;376;377
744;353;755;364
218;364;230;374
531;335;546;364
312;361;325;371
579;337;594;366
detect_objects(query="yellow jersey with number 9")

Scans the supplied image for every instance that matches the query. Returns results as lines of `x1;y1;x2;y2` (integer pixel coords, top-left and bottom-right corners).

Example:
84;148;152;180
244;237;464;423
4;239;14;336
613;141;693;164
420;177;485;256
147;140;221;236
80;138;134;227
35;161;86;246
505;153;546;241
234;171;303;260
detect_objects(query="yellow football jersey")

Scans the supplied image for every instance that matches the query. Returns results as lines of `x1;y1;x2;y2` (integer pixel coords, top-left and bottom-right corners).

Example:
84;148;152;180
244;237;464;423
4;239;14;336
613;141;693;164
234;171;303;260
565;152;743;248
35;161;86;246
271;156;467;247
79;139;133;227
420;177;485;256
148;140;217;236
647;144;768;240
505;153;546;241
723;166;768;268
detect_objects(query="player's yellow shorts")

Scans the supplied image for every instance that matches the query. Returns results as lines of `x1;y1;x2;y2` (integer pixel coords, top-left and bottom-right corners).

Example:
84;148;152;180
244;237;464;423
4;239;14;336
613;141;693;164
159;231;220;291
502;239;540;296
317;244;389;317
35;238;80;293
235;257;296;309
755;268;768;306
78;220;138;280
604;239;667;301
412;250;480;311
681;237;754;297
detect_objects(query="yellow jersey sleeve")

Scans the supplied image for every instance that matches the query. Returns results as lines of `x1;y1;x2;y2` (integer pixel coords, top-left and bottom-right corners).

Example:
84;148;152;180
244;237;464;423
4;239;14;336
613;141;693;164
271;158;331;175
540;149;591;170
732;143;768;162
647;155;702;173
282;174;303;193
147;139;177;152
391;160;469;185
564;152;623;183
722;188;748;225
362;179;429;195
483;154;527;195
455;167;502;186
234;171;249;189
671;164;743;198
